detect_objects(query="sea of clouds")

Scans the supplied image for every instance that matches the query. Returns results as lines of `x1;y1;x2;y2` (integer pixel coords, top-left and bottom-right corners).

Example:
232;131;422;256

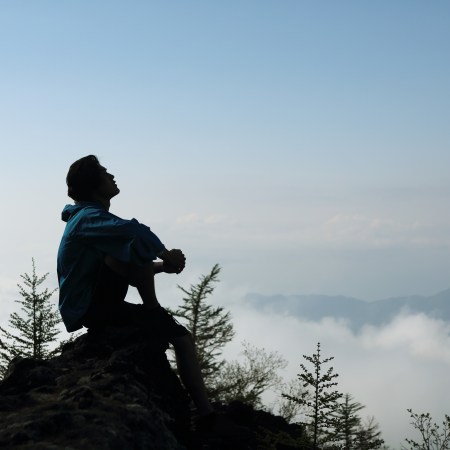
222;302;450;449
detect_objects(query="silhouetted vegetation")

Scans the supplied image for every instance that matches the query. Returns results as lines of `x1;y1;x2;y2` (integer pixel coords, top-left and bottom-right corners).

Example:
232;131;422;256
283;342;342;448
1;259;448;449
170;264;286;406
402;409;450;450
0;259;61;377
170;263;234;383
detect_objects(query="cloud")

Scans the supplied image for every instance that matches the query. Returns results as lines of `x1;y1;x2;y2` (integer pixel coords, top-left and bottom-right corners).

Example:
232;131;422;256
204;215;227;225
321;213;443;249
360;313;450;364
176;213;200;224
172;206;450;255
175;212;233;227
223;303;450;448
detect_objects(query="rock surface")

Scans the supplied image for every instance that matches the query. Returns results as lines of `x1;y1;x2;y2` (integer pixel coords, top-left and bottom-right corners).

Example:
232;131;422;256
0;328;303;449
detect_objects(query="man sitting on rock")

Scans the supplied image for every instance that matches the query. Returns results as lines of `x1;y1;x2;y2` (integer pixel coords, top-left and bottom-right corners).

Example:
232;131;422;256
57;155;233;434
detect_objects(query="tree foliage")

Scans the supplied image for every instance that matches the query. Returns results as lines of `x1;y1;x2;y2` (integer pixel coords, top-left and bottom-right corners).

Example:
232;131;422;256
170;263;234;384
332;393;366;449
354;416;385;450
171;264;285;406
277;378;310;423
0;259;61;377
283;342;343;449
402;409;450;450
211;341;287;408
331;393;383;449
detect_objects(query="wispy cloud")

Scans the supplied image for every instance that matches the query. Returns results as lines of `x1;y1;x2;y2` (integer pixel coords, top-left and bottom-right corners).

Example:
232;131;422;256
176;212;233;226
176;213;200;224
171;205;450;252
320;213;447;249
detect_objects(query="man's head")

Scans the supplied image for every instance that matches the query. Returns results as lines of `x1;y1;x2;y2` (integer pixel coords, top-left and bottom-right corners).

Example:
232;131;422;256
66;155;119;202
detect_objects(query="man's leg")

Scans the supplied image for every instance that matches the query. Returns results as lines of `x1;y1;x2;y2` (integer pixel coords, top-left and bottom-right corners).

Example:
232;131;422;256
171;334;213;416
103;256;213;416
104;255;159;310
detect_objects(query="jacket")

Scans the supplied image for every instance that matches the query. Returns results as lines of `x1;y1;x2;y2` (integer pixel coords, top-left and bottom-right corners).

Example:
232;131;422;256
57;202;165;331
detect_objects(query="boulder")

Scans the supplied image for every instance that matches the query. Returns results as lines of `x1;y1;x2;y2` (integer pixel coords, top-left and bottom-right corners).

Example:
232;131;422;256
0;328;304;449
0;327;190;449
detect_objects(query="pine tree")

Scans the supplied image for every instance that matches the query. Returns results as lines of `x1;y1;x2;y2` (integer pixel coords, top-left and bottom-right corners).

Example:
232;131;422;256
0;259;61;377
331;393;384;449
171;264;286;406
332;393;365;449
283;342;343;449
170;264;235;384
355;416;385;450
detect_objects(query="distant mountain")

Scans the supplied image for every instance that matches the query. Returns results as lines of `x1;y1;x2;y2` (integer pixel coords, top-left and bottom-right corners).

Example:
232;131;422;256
244;289;450;331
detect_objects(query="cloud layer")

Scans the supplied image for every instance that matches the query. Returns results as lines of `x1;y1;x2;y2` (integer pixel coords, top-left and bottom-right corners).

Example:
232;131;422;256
223;303;450;448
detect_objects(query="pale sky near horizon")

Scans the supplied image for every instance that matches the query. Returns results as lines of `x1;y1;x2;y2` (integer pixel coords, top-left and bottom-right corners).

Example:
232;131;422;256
1;2;449;447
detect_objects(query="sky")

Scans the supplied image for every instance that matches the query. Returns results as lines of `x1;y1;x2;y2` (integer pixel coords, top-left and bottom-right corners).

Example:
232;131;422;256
1;1;449;447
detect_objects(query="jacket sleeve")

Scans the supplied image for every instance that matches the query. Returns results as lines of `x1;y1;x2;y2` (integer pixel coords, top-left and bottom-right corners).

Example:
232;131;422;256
74;208;166;265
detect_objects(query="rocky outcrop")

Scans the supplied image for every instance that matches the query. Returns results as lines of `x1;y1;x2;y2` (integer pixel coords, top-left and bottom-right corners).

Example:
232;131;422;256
0;328;303;449
0;327;190;449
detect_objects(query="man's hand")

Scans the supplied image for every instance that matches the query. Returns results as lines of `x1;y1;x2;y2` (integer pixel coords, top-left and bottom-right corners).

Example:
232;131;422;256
160;249;186;274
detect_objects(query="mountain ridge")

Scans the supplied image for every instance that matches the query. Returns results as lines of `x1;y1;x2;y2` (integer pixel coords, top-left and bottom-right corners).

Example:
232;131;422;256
244;288;450;331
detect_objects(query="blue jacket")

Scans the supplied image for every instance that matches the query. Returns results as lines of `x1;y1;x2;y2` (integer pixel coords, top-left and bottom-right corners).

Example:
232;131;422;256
57;202;165;332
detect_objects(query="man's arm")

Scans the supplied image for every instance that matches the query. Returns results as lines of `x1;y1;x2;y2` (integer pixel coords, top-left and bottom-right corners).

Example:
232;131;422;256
77;208;166;264
153;261;164;274
153;249;186;275
78;207;186;273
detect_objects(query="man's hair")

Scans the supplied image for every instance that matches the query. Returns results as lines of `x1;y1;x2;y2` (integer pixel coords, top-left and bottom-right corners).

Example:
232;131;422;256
66;155;103;201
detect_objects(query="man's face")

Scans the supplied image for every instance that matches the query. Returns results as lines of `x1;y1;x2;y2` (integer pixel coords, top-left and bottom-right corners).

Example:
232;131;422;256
94;165;120;200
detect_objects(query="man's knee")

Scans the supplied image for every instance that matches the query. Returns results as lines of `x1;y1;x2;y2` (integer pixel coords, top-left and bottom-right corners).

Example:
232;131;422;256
171;331;194;351
104;255;153;286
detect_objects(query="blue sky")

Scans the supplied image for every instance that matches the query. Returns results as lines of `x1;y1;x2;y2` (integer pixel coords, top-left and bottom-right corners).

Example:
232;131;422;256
2;1;448;299
1;2;449;445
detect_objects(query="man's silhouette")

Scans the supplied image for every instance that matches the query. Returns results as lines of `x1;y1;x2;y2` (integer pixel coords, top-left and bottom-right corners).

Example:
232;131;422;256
57;155;214;419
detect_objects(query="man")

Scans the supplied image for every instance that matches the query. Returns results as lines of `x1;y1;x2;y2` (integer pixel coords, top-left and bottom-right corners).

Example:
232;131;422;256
57;155;214;420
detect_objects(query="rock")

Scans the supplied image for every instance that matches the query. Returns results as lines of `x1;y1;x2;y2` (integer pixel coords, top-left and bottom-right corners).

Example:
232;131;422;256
0;327;190;450
0;328;305;449
207;401;304;450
